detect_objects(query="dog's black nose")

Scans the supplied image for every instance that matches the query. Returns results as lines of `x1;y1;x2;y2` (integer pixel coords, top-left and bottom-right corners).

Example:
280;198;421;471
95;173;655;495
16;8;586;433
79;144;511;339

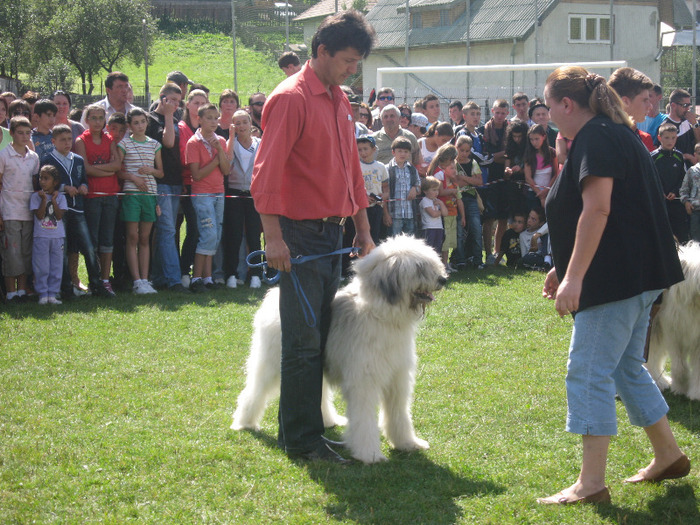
438;276;447;286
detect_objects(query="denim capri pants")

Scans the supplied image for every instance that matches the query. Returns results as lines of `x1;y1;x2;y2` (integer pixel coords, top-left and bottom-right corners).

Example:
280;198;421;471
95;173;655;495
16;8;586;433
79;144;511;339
192;193;224;256
565;289;669;436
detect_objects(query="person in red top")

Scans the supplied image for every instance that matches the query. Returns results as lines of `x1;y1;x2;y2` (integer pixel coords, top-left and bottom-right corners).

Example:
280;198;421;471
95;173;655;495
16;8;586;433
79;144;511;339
608;67;656;152
250;10;376;464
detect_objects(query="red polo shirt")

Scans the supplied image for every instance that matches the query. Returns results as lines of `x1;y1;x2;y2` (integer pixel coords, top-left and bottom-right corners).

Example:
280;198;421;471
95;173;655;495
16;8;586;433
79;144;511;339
250;61;368;220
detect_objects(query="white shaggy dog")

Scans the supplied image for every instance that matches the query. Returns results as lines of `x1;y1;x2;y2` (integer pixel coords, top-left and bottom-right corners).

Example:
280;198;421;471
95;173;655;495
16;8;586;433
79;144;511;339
231;235;447;464
646;241;700;399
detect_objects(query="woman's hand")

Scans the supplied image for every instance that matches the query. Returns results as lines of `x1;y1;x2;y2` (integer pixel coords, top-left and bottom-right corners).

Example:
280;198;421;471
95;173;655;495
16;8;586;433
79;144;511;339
542;267;559;300
554;275;581;317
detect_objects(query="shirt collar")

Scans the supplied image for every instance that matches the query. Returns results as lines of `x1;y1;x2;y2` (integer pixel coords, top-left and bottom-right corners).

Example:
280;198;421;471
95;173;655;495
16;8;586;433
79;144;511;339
301;60;342;100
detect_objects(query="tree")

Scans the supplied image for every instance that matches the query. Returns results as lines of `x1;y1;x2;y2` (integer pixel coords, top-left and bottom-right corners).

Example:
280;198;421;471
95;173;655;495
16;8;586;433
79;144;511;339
0;0;34;79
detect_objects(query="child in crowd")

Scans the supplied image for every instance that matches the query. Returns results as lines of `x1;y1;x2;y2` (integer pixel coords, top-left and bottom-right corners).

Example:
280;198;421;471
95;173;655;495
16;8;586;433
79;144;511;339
382;136;420;236
30;165;67;304
107;113;128;143
185;103;231;293
223;109;260;289
494;211;527;268
31;99;57;162
519;207;551;270
75;104;122;294
427;144;466;271
653;124;689;243
420;176;447;256
523;124;558;210
455;134;485;269
43;124;111;298
117;108;164;295
503;120;528;182
0;117;39;303
105;113;130;290
680;143;700;242
357;134;387;244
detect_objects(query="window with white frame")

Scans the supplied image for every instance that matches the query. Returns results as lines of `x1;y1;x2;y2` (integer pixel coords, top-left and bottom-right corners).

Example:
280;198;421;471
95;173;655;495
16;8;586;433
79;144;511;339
569;14;611;43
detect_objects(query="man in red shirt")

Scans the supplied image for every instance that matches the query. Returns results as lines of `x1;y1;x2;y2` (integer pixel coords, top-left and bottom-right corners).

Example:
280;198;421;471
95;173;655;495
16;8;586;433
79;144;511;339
250;10;376;464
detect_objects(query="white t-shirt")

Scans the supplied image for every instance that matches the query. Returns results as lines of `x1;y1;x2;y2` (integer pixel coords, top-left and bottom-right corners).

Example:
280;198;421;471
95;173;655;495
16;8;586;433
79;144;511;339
420;196;443;229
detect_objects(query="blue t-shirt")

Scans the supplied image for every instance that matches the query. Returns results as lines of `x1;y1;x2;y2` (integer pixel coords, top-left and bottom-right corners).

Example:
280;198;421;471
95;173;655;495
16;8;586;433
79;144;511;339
637;113;667;146
32;130;54;162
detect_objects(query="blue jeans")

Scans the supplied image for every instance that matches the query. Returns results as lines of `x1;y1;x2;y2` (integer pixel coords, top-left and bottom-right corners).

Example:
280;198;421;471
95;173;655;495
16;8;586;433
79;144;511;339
565;289;668;436
152;184;182;288
277;217;343;454
62;210;102;293
192;193;224;256
390;217;415;236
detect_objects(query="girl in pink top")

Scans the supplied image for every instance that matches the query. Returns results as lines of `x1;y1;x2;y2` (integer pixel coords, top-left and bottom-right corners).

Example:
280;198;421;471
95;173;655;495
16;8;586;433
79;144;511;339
523;124;559;209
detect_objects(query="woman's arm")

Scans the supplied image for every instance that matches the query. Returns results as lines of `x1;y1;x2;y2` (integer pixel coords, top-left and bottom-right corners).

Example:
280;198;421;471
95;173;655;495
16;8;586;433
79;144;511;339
524;163;537;192
554;175;613;316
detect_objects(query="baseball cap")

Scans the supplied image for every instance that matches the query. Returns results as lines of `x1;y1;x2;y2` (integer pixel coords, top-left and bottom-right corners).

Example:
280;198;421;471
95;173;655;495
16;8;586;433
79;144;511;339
410;113;429;128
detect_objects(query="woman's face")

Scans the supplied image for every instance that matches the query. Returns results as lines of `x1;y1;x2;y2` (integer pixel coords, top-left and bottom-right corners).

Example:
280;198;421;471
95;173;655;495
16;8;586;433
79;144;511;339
0;101;6;123
53;94;70;119
187;95;208;118
220;97;239;116
544;86;569;139
529;133;546;151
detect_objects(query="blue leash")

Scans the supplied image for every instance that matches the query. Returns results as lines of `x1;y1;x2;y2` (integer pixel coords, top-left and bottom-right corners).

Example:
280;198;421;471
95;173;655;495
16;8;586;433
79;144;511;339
246;246;360;327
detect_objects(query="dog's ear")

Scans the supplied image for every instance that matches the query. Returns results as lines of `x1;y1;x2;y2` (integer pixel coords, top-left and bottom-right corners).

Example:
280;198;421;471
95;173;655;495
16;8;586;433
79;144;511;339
377;256;402;304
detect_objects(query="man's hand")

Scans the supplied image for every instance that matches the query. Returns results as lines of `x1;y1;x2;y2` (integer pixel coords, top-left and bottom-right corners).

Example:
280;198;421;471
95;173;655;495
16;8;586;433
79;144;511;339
352;230;375;259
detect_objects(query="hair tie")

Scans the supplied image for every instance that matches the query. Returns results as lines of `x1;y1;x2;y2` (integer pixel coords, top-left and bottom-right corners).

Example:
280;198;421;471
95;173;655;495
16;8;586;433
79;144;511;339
585;73;603;92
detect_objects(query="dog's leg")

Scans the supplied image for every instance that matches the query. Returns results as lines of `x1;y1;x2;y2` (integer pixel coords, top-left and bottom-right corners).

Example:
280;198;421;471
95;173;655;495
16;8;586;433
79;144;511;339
381;370;429;452
343;384;386;464
670;346;691;397
683;340;700;400
645;329;671;391
321;378;347;428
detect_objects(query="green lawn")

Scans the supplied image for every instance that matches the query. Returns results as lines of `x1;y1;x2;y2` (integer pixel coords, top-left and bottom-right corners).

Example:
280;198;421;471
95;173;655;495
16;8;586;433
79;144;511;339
117;32;288;100
1;267;698;523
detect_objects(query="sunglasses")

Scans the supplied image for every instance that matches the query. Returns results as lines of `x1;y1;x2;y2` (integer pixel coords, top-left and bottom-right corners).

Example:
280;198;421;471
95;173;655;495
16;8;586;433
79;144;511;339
378;96;394;101
251;101;265;107
400;113;411;118
360;112;371;118
676;102;692;108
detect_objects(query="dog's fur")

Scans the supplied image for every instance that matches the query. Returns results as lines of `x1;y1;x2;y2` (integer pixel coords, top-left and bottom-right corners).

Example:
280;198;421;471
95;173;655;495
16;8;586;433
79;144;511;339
231;235;447;463
646;241;700;399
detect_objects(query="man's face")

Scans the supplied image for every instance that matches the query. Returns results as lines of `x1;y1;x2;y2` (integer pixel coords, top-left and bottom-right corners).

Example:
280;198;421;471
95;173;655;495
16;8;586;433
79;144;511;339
624;90;651;124
376;90;395;109
531;106;550;127
424;99;441;121
648;90;663;115
491;106;508;125
107;79;129;105
671;97;691;120
381;109;400;132
317;45;363;89
449;105;462;124
465;109;481;128
513;98;529;117
249;94;266;119
281;63;301;77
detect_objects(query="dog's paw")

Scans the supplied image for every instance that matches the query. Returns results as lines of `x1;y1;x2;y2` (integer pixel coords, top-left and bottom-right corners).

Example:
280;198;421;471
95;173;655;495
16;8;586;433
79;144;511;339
230;419;259;431
324;414;348;428
352;450;388;464
395;437;430;451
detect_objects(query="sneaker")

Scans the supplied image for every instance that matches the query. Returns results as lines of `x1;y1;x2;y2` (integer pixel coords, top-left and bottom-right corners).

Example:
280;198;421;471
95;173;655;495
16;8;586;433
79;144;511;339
226;276;238;289
181;274;191;288
73;285;88;297
250;276;262;289
133;281;150;295
143;281;158;294
47;296;63;305
103;281;116;296
237;278;245;286
38;296;49;305
445;263;458;273
205;281;222;290
485;254;497;266
168;283;191;293
214;277;225;285
93;283;115;298
189;279;206;293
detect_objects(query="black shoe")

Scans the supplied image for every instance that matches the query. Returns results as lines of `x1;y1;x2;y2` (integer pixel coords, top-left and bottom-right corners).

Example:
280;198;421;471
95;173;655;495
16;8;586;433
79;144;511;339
189;279;207;293
205;281;223;290
290;443;352;465
168;283;191;293
92;283;115;298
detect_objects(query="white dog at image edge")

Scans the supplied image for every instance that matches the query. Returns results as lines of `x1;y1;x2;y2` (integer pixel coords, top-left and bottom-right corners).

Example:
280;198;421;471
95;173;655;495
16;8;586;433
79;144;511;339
646;241;700;399
231;235;448;464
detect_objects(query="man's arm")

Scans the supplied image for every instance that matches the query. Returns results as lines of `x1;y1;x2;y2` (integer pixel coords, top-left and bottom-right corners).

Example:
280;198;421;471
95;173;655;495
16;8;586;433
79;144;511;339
351;208;375;257
260;213;291;272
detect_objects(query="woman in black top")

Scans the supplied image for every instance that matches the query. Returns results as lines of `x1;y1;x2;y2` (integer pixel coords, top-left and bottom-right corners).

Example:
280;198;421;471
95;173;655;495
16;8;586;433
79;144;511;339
537;66;688;505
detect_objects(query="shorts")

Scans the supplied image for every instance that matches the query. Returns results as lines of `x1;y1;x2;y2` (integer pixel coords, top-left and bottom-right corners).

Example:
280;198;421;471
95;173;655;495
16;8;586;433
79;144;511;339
192;193;224;256
121;193;157;223
1;220;33;276
442;215;457;250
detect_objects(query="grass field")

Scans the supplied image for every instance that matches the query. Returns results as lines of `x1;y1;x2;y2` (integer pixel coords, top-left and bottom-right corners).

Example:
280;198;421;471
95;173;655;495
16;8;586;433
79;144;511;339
1;266;698;523
116;32;288;100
